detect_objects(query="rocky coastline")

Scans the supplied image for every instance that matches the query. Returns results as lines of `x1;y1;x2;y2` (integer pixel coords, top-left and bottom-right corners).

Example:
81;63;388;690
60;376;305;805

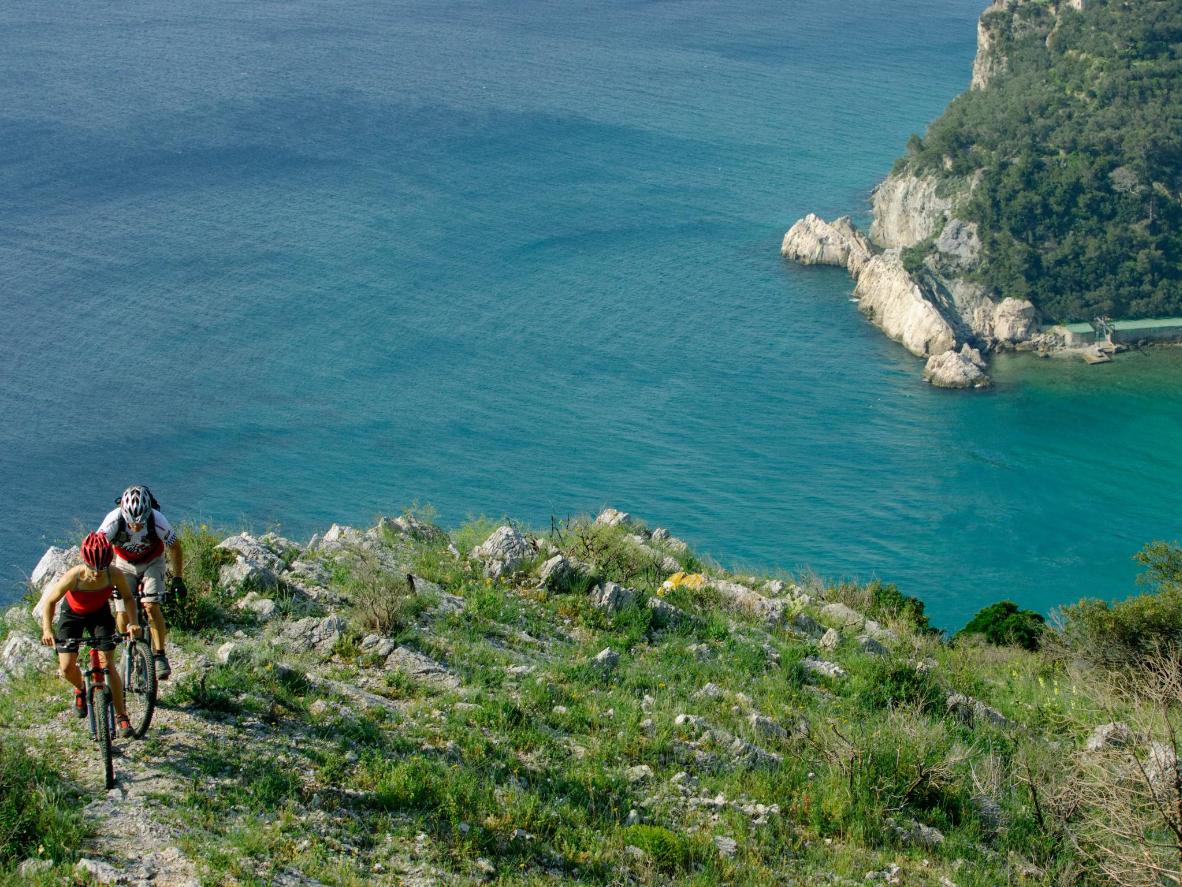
780;0;1174;390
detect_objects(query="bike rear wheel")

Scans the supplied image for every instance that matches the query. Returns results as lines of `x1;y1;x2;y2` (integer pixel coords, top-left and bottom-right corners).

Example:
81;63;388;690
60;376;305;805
122;641;157;738
91;686;115;790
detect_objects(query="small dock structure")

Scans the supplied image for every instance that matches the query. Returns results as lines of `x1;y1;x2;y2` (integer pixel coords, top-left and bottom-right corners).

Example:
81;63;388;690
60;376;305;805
1058;316;1182;347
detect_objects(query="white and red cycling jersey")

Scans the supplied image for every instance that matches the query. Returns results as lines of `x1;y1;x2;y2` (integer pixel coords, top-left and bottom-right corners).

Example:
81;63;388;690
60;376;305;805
97;508;177;565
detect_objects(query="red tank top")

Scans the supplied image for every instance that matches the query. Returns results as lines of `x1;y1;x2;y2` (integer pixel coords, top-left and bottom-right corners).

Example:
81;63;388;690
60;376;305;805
65;569;114;616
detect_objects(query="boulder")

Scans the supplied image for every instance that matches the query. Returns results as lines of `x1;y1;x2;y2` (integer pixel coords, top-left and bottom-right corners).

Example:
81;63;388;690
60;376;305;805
234;591;277;620
471;526;534;579
589;581;638;614
283;558;342;605
258;532;302;560
31;545;79;589
218;558;279;592
381;513;448;543
0;633;45;684
992;298;1037;345
280;615;346;655
819;628;841;651
800;657;847;680
647;596;689;627
218;533;286;573
945;692;1014;729
780;214;875;277
792;613;825;639
536;555;588;593
923;348;991;389
593;647;620;671
710;580;791;625
360;634;398;659
820;602;865;629
309;524;367;553
1086;721;1135;752
748;714;789;742
595;508;633;527
216;641;249;665
856;634;889;657
1145;741;1180;790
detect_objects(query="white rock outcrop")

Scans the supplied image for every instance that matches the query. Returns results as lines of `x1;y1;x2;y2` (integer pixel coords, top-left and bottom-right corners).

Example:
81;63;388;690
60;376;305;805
992;298;1037;346
780;214;874;277
854;253;957;357
923;347;991;389
471;526;534;579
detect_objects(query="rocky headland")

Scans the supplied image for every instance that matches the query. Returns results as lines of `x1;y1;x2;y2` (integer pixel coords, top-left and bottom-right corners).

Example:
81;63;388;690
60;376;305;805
782;0;1182;389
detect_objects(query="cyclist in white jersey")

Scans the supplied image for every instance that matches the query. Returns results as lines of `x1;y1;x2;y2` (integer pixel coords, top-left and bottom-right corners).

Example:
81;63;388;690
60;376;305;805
97;485;185;680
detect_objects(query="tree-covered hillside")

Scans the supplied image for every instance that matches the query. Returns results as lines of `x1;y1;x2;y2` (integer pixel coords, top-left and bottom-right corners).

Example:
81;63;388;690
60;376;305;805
902;0;1182;322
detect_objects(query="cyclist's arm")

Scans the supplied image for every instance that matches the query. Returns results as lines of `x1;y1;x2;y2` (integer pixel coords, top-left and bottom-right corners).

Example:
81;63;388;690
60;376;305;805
166;538;183;577
155;512;184;576
111;571;140;635
39;567;80;645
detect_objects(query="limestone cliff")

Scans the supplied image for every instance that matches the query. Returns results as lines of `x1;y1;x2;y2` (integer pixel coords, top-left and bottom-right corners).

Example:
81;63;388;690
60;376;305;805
853;254;957;358
869;174;956;250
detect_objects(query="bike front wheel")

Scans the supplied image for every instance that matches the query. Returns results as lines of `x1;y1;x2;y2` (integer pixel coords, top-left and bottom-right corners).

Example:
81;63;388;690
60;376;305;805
122;641;157;738
91;686;115;790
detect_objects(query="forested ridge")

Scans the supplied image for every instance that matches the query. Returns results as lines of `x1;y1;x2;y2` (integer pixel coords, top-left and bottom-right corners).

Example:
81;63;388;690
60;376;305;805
901;0;1182;322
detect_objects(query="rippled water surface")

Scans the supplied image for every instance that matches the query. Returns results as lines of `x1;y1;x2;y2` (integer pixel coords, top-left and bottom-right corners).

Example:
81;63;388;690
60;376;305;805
3;0;1180;627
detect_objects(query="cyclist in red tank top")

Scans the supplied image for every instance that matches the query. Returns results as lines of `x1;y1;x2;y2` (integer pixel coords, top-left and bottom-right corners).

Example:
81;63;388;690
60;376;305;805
40;533;141;735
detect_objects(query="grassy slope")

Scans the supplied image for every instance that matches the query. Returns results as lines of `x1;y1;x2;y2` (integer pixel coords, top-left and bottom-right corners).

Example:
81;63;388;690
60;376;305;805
0;515;1156;885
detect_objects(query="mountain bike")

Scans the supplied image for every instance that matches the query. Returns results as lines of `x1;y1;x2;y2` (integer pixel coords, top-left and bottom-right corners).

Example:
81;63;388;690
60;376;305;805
120;582;157;737
62;634;122;789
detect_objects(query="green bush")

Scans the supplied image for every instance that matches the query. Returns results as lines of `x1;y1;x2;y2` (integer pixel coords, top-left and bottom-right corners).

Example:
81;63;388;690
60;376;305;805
957;601;1046;651
1059;542;1182;663
849;658;945;713
621;825;701;873
866;580;932;634
0;739;86;869
167;524;236;632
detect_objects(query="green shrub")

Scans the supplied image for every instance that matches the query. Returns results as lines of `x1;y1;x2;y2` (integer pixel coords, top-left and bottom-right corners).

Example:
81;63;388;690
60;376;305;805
167;524;236;632
1059;542;1182;663
0;739;86;869
341;554;428;636
621;825;701;873
848;658;945;713
957;601;1045;651
866;580;932;634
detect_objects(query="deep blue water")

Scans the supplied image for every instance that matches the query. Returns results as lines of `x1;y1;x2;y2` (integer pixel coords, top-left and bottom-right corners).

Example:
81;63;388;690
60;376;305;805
3;0;1180;629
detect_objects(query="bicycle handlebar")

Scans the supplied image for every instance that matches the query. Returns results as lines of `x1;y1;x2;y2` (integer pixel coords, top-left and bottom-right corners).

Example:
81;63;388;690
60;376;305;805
57;635;124;654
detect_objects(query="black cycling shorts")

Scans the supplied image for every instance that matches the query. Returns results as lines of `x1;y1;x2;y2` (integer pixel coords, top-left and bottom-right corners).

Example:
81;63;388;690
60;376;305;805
54;605;118;653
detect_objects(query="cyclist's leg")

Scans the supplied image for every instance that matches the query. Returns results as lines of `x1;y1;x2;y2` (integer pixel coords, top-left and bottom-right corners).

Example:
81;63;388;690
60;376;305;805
54;609;85;690
140;557;168;654
56;650;82;690
94;609;126;716
110;556;137;634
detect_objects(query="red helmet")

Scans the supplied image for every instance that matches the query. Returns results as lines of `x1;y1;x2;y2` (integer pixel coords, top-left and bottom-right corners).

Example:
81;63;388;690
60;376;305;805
81;532;113;570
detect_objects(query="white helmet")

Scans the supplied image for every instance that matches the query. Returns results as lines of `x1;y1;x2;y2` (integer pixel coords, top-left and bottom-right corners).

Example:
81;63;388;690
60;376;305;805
119;485;154;525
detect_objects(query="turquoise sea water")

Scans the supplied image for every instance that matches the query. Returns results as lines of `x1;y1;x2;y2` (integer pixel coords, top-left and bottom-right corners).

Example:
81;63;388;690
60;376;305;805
3;0;1180;628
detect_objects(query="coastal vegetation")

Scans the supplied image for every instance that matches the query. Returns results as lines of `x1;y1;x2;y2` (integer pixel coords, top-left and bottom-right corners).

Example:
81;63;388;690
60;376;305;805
4;514;1182;884
898;0;1182;322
